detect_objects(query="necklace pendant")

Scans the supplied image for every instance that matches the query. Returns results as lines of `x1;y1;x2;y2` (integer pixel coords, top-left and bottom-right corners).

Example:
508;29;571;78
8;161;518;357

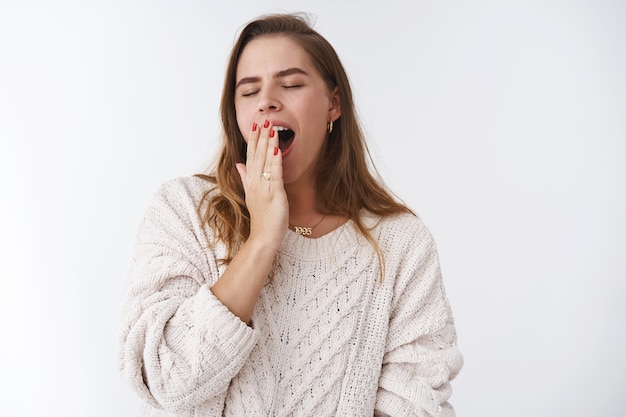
294;226;312;236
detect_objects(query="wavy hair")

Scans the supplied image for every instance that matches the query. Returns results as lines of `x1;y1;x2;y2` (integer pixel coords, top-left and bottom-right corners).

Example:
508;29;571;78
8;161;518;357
197;13;413;271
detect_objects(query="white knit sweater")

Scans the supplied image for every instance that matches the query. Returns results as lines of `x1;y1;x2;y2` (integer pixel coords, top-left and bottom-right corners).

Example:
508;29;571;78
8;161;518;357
118;176;463;417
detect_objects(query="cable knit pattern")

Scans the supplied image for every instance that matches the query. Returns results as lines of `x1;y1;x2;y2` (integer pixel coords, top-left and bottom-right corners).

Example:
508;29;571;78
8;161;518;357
118;176;463;417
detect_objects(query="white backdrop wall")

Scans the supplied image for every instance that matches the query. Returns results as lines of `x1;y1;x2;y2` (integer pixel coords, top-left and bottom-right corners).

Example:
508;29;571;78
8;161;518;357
1;1;624;416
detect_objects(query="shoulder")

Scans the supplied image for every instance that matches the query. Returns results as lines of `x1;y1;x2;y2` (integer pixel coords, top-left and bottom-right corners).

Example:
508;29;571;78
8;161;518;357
152;175;214;205
365;213;444;296
142;176;215;225
363;211;435;251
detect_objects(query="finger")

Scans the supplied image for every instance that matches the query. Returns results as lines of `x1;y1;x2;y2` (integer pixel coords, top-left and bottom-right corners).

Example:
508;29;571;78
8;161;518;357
245;122;259;176
253;120;271;174
270;144;283;184
265;126;281;176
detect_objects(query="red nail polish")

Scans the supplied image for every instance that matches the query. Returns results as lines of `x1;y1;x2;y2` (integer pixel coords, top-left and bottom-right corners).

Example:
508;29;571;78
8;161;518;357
264;120;270;128
252;122;257;132
270;128;275;138
274;146;278;155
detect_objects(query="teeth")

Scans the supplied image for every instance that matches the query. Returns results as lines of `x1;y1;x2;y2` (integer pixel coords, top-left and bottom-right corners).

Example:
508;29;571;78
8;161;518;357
272;126;289;131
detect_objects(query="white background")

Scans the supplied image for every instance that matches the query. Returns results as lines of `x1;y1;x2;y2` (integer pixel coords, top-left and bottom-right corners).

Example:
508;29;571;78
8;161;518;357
1;1;624;416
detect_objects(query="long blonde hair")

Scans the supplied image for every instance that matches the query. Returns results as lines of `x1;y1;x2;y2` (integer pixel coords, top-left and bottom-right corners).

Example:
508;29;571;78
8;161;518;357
197;13;413;268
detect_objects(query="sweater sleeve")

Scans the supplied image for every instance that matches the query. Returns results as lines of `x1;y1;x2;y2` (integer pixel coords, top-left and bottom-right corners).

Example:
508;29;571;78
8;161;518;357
117;178;258;413
375;221;463;417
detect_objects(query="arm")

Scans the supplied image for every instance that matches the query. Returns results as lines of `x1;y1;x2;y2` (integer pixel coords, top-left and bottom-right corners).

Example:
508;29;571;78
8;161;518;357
119;121;287;413
375;224;463;417
211;119;288;323
118;179;258;413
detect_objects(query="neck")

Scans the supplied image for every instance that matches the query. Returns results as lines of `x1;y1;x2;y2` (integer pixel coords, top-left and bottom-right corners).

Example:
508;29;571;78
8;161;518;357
285;182;321;225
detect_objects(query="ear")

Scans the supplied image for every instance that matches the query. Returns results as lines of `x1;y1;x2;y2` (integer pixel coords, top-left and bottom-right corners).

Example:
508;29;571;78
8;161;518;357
328;86;341;121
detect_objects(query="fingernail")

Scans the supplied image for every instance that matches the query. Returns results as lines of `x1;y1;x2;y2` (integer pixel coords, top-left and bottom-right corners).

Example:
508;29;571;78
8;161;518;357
252;122;257;132
263;120;270;128
270;128;275;138
274;146;278;155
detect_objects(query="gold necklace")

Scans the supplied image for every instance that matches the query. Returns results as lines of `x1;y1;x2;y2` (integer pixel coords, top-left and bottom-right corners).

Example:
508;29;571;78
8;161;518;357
290;215;327;236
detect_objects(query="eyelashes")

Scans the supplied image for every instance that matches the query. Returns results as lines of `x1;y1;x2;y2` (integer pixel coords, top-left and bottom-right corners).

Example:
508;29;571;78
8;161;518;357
240;84;303;97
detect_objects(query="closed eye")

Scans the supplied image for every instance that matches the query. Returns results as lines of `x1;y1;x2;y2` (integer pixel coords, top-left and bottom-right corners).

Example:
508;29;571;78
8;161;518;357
283;84;303;89
241;90;259;97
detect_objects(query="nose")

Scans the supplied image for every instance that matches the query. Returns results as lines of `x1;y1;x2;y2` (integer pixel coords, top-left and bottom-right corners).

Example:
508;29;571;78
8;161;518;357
257;90;281;113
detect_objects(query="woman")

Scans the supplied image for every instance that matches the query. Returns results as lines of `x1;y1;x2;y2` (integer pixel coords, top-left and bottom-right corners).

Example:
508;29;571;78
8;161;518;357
119;13;463;417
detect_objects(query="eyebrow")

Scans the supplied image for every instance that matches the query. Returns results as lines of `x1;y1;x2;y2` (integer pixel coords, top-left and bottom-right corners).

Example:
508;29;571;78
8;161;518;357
235;67;309;89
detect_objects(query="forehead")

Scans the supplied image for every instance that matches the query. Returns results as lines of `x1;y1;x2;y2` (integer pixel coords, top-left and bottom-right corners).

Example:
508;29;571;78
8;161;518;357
236;34;314;77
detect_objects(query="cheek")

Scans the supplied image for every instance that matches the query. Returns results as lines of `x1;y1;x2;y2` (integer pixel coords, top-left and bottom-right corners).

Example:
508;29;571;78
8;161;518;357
236;119;247;142
234;109;250;142
304;95;331;124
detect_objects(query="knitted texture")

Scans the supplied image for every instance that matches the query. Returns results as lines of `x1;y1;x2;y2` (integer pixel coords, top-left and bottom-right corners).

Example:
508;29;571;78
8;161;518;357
118;177;463;417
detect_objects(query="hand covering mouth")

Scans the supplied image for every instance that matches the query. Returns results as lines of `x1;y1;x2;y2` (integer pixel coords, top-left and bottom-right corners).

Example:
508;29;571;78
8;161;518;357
273;126;295;151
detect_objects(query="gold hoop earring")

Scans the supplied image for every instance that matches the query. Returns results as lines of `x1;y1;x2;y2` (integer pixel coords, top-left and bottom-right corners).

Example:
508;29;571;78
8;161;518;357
327;120;333;134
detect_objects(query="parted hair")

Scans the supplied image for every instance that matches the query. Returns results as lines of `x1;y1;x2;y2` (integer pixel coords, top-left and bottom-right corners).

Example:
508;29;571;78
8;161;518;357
196;13;413;267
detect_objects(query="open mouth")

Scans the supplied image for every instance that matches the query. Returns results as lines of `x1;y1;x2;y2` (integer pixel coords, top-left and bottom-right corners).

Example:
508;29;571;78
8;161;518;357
273;126;295;152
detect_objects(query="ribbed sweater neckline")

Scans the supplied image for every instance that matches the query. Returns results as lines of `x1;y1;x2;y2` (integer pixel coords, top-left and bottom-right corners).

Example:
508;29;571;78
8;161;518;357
279;219;358;261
